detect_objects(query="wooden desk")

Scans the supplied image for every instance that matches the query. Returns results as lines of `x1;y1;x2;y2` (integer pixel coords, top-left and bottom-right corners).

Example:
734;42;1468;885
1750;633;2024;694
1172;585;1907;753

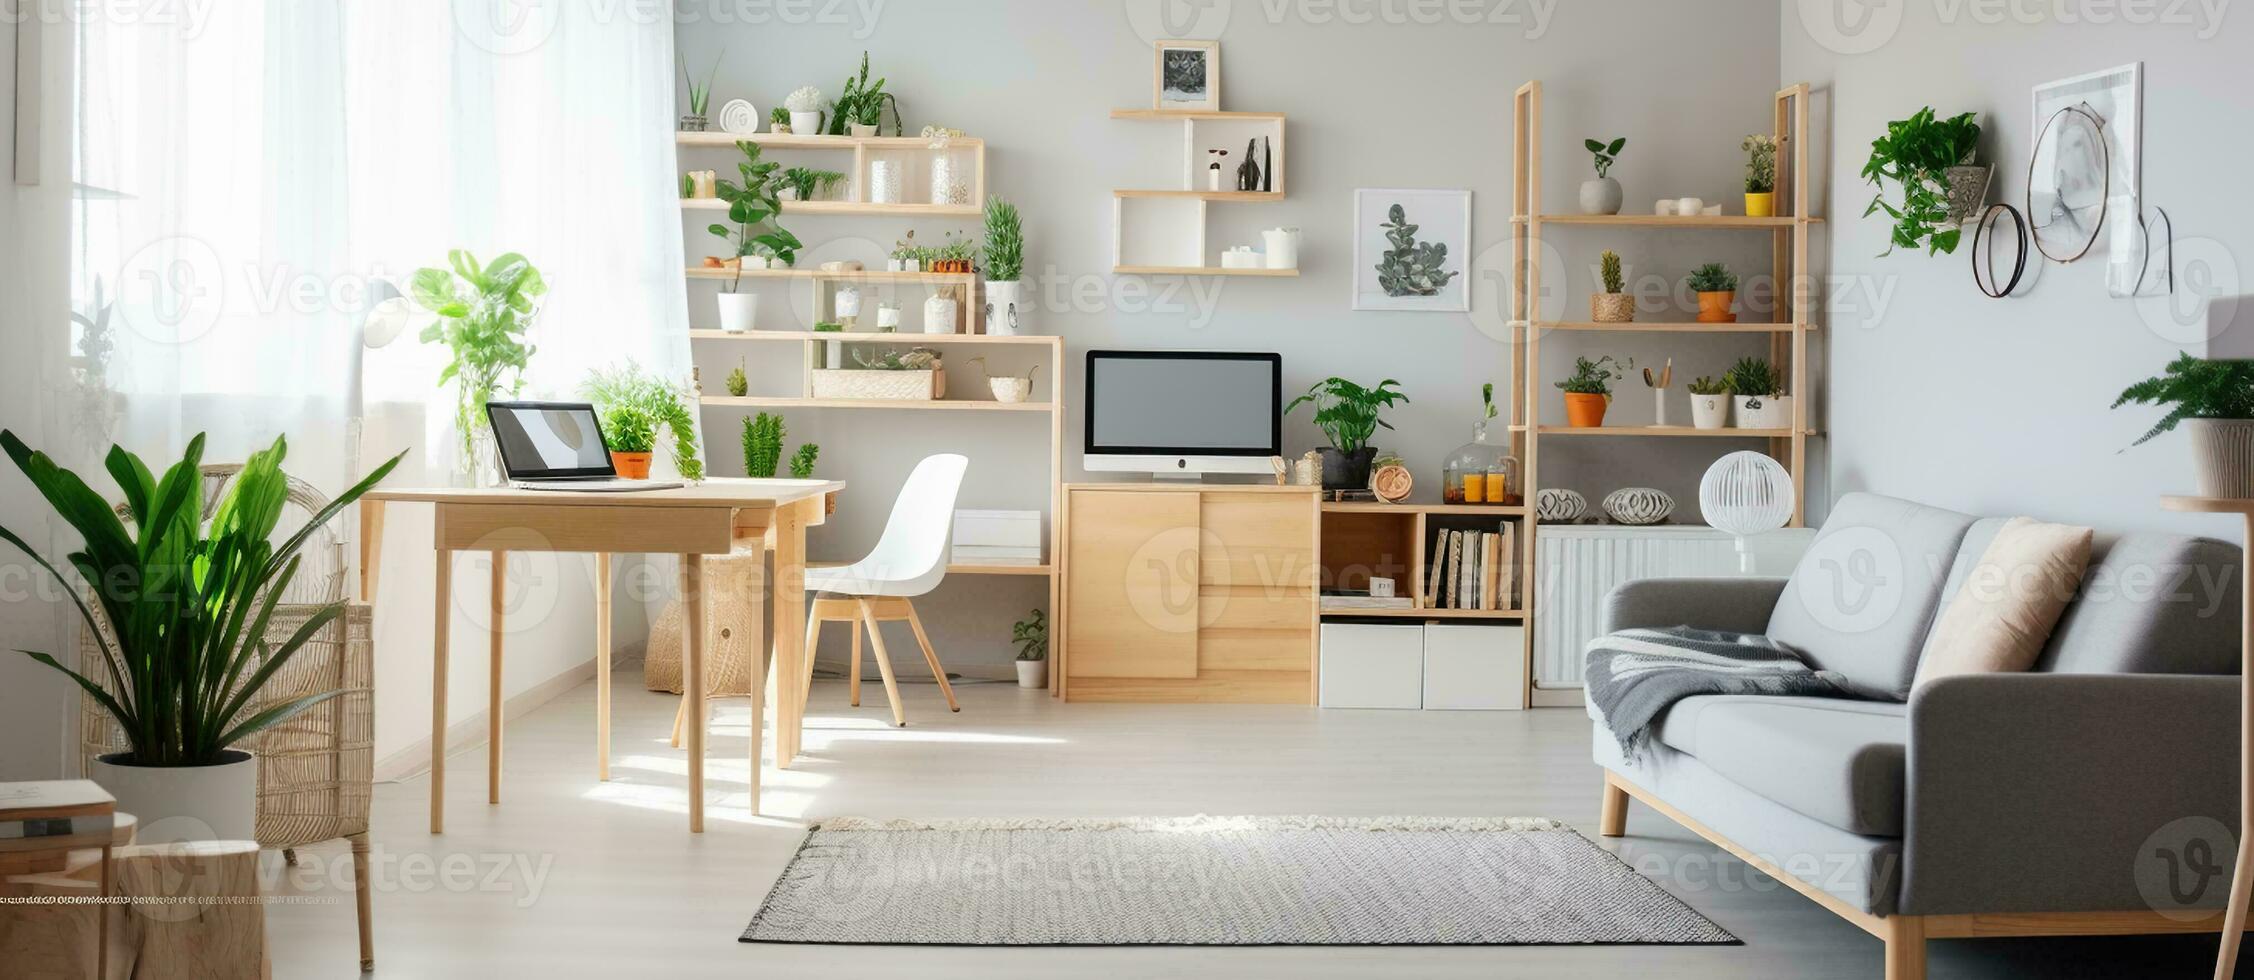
360;479;843;834
2160;494;2254;980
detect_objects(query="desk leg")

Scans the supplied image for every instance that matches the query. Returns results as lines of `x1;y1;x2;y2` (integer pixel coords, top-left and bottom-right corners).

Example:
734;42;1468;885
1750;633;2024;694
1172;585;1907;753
358;499;385;603
740;540;769;816
595;552;612;782
771;501;809;768
489;551;506;805
681;554;708;834
430;547;452;834
2217;514;2254;980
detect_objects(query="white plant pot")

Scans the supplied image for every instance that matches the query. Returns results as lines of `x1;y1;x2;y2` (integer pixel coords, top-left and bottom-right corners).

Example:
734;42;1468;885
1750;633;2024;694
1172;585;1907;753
2187;418;2254;499
984;280;1026;336
717;292;758;333
902;259;921;273
849;123;878;137
887;258;905;272
742;255;770;270
1690;393;1730;429
1579;177;1624;215
789;111;823;137
90;750;257;845
1734;394;1792;430
1016;659;1048;689
923;295;959;334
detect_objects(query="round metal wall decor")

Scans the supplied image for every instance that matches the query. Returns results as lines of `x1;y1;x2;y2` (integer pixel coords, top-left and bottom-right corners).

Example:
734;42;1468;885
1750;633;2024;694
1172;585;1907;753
2026;102;2110;263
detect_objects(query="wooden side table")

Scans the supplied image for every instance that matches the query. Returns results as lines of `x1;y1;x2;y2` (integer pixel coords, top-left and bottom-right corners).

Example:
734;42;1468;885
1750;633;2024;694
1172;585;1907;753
2159;495;2254;980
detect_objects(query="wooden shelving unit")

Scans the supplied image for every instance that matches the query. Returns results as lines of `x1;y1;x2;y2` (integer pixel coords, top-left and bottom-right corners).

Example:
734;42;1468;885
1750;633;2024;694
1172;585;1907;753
1508;79;1822;707
676;130;985;218
1317;500;1528;630
1108;108;1289;276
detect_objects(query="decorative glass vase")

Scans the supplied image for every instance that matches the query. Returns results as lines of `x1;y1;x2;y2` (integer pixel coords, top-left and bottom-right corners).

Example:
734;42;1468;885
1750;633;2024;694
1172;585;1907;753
1442;421;1522;505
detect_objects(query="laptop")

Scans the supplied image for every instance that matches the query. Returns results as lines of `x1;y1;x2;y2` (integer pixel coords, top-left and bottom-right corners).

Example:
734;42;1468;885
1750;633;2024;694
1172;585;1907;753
485;401;684;492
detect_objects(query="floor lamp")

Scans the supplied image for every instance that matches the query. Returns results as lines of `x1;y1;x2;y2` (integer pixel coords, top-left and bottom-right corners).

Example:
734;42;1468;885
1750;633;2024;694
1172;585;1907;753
1700;451;1795;574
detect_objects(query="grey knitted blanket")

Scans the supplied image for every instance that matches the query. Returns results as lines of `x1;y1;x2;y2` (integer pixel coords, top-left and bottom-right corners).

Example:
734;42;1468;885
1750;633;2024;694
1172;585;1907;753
1584;626;1855;757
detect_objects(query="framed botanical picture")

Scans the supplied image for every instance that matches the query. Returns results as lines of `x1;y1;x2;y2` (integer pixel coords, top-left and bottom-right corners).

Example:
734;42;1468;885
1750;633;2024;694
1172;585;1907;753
1353;189;1471;312
1154;40;1220;111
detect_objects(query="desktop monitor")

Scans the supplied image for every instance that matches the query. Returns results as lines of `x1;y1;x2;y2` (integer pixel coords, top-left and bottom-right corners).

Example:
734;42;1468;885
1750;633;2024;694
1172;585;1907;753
1084;350;1282;477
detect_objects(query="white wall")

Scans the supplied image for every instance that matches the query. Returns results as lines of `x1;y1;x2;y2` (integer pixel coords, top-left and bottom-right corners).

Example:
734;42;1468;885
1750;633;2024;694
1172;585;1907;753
676;0;1792;671
1781;3;2251;536
0;11;78;781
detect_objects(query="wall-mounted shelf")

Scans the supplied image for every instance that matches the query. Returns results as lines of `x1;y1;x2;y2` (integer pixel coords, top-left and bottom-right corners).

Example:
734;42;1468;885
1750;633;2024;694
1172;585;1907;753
1514;214;1823;228
1536;426;1811;438
1110;265;1298;278
1110;107;1290;274
681;198;981;217
1528;320;1814;333
701;395;1055;413
677;131;985;214
688;329;1055;346
685;266;977;285
678;131;985;150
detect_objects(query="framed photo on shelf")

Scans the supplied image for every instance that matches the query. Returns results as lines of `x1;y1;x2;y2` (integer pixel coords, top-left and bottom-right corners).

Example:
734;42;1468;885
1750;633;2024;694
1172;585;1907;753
1154;40;1220;111
1352;188;1471;312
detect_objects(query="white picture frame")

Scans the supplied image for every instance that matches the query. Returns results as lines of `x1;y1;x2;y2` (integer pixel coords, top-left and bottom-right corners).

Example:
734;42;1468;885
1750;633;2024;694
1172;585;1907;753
1353;189;1471;312
1154;40;1219;112
2029;62;2140;279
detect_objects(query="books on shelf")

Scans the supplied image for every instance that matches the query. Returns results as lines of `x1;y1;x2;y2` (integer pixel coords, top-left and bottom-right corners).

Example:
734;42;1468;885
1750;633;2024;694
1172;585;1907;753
1423;522;1517;612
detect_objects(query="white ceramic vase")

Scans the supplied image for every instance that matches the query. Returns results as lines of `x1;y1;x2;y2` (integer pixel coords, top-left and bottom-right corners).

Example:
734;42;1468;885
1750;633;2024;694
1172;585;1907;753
1579;177;1623;215
984;280;1025;336
923;294;959;334
1734;394;1792;430
849;123;878;138
717;292;758;333
90;750;257;845
1690;393;1729;429
1262;227;1301;269
789;111;822;137
869;160;904;205
2187;418;2254;498
931;157;969;206
1016;659;1047;689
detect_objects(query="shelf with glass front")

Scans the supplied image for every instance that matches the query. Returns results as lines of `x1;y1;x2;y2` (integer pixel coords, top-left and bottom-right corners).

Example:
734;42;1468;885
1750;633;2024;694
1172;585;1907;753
1108;108;1292;276
676;130;985;215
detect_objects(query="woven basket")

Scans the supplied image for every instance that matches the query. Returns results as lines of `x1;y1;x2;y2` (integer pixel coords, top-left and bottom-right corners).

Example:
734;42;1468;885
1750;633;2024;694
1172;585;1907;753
812;369;937;400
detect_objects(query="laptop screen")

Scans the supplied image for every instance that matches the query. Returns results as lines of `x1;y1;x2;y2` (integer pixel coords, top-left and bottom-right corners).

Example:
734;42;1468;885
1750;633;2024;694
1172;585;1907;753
486;402;617;479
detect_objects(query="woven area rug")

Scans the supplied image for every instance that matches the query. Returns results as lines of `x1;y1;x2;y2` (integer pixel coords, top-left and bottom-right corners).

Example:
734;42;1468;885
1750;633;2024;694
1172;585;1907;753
741;816;1736;946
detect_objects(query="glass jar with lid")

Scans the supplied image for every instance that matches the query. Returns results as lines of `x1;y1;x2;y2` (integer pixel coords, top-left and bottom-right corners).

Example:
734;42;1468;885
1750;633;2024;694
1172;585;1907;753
1442;419;1522;505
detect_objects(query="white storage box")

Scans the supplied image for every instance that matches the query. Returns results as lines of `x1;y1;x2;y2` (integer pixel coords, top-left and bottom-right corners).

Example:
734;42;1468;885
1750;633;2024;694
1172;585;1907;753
950;545;1043;565
1422;624;1526;711
953;509;1042;549
1318;623;1423;709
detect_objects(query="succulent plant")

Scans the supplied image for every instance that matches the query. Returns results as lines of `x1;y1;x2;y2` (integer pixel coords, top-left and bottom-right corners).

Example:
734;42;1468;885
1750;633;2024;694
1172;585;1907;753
1600;250;1625;294
789;443;820;479
1374;203;1457;298
725;360;747;397
1686;262;1738;293
784;86;825;112
1724;357;1783;398
742;412;784;478
1686;375;1730;396
769;106;789;127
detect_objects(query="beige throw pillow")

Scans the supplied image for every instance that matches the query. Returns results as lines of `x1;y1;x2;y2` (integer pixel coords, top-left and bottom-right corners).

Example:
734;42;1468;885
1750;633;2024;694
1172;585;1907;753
1913;517;2094;689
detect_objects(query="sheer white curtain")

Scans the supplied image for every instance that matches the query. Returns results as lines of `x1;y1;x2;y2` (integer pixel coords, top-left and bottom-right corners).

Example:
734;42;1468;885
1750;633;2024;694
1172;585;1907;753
73;1;692;490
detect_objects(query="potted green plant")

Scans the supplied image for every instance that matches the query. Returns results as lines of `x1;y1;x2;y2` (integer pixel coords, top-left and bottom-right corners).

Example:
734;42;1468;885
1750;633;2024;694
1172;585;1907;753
742;412;785;478
1725;356;1790;430
1686;262;1738;323
1592;249;1633;322
582;363;704;481
2114;354;2254;498
982;196;1026;335
725;359;748;397
414;250;543;485
768;106;791;134
1287;377;1409;489
1555;355;1630;429
789;443;820;479
827;53;885;137
1861;107;1982;255
1743;134;1778;216
1012;608;1048;689
2;431;403;839
1687;375;1731;429
1580;136;1626;215
785;86;825;138
679;51;719;132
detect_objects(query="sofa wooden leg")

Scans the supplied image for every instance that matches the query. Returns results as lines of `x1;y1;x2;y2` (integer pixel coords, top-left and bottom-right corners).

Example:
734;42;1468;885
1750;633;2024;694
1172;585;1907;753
1883;915;1926;980
1599;774;1629;837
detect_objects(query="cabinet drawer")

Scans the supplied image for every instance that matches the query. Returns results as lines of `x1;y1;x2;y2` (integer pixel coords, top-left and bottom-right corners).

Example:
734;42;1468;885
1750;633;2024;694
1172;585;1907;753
1198;493;1316;588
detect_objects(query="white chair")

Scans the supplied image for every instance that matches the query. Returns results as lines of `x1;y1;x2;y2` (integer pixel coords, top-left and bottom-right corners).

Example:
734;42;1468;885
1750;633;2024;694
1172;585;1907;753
800;454;968;727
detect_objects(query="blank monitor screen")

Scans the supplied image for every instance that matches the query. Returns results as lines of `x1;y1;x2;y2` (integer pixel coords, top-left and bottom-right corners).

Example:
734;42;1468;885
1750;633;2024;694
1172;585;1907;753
486;401;615;478
1086;351;1281;455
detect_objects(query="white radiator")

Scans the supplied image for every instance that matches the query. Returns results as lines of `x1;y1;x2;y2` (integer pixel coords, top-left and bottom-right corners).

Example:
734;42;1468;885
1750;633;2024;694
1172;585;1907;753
1533;526;1814;689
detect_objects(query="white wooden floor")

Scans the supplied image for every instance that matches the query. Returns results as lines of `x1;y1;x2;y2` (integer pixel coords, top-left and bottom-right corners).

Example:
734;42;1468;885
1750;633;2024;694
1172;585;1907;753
265;671;2227;978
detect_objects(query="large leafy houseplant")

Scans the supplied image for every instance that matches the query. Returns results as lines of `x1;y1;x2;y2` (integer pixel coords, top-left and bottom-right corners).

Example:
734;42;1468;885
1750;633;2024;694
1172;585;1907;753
415;250;544;468
1288;377;1409;489
581;363;705;481
710;141;802;268
0;431;404;766
1861;107;1981;255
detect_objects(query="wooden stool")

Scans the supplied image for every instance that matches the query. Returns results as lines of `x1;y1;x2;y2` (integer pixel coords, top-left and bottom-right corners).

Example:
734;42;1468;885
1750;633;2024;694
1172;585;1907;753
802;596;958;727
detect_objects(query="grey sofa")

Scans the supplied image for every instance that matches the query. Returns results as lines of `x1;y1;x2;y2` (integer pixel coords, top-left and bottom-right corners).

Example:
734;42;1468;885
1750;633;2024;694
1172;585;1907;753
1589;492;2243;980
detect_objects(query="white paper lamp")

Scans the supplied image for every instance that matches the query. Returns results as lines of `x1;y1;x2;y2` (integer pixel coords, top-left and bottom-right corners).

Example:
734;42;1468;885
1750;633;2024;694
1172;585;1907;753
1700;451;1794;573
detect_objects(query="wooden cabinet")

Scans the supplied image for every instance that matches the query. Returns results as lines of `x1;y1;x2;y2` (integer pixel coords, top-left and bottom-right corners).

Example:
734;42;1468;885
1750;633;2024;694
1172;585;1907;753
1061;485;1318;703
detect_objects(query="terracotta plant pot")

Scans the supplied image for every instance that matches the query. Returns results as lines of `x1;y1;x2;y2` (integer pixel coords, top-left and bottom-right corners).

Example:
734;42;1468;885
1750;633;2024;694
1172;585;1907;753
1696;290;1737;323
611;451;654;479
1590;294;1635;323
1744;192;1775;217
1563;392;1609;429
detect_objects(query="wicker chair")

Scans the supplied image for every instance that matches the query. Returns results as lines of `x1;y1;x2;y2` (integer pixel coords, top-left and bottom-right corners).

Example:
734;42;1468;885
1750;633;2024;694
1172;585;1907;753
78;464;376;972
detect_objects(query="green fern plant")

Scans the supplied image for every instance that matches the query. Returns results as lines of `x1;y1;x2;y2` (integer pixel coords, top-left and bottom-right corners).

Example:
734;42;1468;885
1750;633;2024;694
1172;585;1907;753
581;363;703;479
2113;354;2254;447
1724;357;1782;399
789;443;820;479
1600;251;1625;294
742;413;784;478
